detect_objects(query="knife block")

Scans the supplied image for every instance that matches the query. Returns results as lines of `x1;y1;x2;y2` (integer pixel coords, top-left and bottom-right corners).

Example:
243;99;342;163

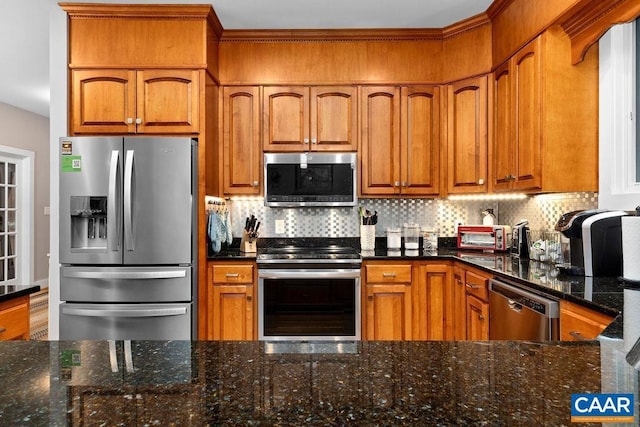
240;231;257;253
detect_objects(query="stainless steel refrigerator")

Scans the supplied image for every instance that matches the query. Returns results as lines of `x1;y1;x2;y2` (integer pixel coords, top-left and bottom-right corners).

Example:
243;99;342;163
58;136;197;340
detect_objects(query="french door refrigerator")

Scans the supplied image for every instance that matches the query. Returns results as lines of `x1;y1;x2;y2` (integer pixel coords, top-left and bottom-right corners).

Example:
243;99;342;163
58;136;197;340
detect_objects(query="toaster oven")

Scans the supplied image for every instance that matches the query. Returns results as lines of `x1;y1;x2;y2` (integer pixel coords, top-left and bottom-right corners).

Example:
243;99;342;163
457;225;512;251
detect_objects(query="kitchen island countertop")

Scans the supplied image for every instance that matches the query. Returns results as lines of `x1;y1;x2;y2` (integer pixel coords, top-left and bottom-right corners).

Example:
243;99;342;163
0;284;41;304
2;339;638;426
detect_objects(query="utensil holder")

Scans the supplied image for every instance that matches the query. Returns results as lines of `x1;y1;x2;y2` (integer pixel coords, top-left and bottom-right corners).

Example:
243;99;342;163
360;225;375;251
240;230;257;253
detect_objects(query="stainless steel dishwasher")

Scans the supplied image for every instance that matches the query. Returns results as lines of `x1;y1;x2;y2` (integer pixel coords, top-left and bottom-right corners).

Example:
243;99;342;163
489;278;560;340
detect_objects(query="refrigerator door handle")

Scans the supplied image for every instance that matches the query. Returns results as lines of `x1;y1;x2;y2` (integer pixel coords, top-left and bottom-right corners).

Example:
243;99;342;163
61;306;188;318
124;149;135;251
124;340;134;373
108;150;120;252
109;340;119;373
63;269;187;280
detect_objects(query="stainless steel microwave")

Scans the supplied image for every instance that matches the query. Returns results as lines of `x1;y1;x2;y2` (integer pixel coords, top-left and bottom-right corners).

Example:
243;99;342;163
264;152;357;207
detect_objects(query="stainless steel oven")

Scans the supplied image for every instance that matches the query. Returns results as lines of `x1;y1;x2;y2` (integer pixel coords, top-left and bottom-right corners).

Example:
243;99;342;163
257;245;361;341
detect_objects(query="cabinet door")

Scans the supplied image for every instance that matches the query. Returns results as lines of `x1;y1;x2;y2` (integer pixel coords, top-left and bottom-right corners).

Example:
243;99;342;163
71;69;137;134
222;86;261;195
491;62;514;192
446;76;488;194
263;86;310;151
310;86;358;151
360;86;401;196
413;263;449;340
466;294;489;340
559;300;614;341
365;284;412;340
512;39;542;191
451;266;467;340
136;69;200;134
401;86;441;196
210;285;254;340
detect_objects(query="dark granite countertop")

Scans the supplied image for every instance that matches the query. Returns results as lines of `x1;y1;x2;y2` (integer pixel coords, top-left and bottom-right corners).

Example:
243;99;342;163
2;339;638;426
0;284;41;304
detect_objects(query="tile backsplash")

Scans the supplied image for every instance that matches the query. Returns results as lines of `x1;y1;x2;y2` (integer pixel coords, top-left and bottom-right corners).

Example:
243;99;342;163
220;192;598;238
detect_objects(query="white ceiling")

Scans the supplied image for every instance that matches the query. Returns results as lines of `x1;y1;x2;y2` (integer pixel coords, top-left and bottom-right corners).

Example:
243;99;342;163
0;0;493;118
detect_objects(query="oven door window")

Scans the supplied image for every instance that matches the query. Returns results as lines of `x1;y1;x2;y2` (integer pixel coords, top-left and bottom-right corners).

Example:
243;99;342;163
262;277;357;338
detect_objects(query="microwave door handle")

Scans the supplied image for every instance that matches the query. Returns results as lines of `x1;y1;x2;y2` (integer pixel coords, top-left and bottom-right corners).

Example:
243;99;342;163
107;150;120;251
124;149;135;251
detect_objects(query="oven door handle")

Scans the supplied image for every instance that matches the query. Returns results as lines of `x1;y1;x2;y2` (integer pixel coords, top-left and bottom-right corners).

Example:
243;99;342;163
258;269;361;279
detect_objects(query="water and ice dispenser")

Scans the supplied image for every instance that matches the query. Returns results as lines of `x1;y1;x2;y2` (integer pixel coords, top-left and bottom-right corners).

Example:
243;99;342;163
69;196;108;251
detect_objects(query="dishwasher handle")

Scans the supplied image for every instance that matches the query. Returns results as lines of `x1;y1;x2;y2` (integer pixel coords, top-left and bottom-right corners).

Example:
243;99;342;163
489;278;559;318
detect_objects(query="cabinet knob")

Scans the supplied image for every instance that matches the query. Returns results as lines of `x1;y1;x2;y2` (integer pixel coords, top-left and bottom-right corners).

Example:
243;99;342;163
252;181;259;187
247;296;252;302
466;283;480;290
135;118;142;125
382;272;397;278
394;181;400;187
126;118;133;124
478;178;485;185
504;174;515;181
225;273;240;278
0;327;6;333
304;138;310;144
311;138;317;144
477;314;485;321
368;295;374;301
402;181;408;187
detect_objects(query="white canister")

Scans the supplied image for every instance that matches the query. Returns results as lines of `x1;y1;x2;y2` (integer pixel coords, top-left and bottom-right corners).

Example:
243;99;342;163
386;228;402;249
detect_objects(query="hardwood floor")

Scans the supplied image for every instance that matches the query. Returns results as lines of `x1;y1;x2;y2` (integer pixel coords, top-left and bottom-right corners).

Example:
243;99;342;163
30;288;48;340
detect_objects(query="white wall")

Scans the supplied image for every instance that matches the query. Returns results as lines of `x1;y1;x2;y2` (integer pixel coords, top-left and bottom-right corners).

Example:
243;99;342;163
48;4;67;340
0;102;49;285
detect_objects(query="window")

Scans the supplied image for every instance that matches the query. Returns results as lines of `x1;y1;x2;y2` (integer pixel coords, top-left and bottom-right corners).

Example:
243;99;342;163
0;147;33;287
0;157;18;284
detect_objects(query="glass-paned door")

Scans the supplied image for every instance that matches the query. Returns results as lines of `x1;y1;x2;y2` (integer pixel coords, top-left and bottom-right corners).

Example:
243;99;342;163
0;157;18;284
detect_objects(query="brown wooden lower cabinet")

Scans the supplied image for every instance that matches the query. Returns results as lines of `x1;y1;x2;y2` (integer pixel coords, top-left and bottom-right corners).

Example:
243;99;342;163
208;262;256;340
466;294;489;340
0;295;30;341
363;262;412;340
559;299;614;341
450;265;467;340
413;262;450;340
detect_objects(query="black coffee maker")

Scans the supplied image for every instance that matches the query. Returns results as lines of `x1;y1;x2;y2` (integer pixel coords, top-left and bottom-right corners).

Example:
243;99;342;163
555;209;628;276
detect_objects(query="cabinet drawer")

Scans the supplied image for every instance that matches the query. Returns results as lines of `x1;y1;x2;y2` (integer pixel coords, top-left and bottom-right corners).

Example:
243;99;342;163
0;297;30;341
366;265;412;283
212;265;254;284
464;270;489;301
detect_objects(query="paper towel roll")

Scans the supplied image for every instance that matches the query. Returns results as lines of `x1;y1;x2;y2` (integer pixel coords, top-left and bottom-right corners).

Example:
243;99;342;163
622;217;640;281
624;288;640;352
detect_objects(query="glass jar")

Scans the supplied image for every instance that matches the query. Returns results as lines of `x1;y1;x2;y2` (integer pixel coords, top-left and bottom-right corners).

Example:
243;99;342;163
386;228;402;249
403;223;420;250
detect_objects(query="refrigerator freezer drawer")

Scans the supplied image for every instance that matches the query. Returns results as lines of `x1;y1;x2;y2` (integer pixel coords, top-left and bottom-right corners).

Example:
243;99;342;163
60;266;192;303
60;302;192;340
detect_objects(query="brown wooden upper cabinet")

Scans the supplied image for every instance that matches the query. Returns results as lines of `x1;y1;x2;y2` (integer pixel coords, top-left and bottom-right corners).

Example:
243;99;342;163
222;86;261;195
446;76;488;194
361;86;441;196
490;26;598;193
71;69;200;135
262;86;358;152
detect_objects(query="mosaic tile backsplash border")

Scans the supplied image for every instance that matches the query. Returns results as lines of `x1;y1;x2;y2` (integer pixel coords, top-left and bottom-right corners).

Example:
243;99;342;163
221;193;598;239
